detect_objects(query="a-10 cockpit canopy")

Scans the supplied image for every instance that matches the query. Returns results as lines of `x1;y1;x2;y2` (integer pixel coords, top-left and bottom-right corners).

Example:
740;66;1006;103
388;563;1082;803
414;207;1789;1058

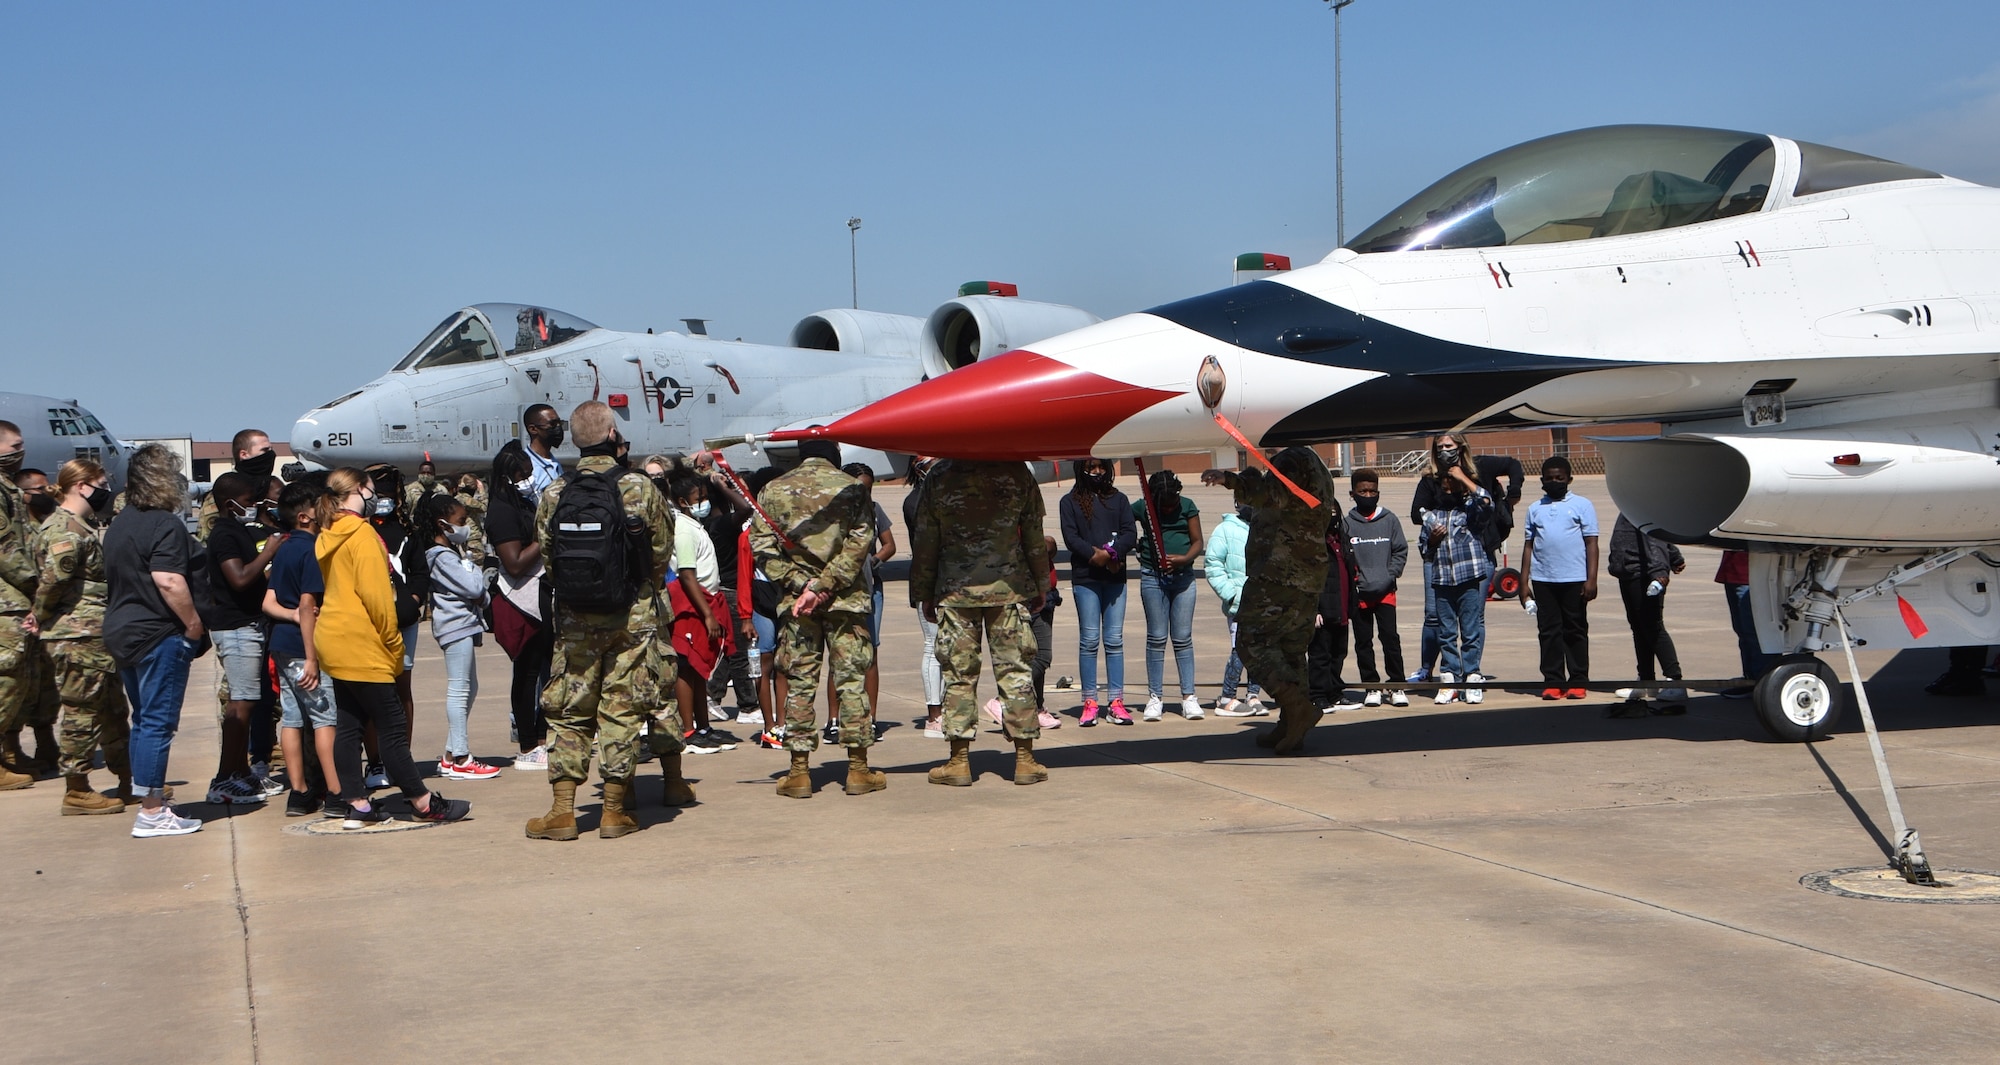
394;303;601;372
1344;124;1942;255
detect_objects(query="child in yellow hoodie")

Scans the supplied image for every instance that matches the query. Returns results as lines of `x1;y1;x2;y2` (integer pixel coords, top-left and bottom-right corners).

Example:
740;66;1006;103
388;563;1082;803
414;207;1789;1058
314;468;468;829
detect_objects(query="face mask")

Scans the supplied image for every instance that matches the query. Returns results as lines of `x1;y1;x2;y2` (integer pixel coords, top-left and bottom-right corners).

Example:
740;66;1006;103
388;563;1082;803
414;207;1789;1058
0;448;20;477
27;493;55;521
369;496;396;519
443;521;472;545
536;425;565;449
418;473;436;487
687;500;711;520
1542;478;1570;500
1353;494;1379;516
82;484;111;513
1085;470;1112;492
232;500;262;526
236;450;276;481
1437;446;1461;466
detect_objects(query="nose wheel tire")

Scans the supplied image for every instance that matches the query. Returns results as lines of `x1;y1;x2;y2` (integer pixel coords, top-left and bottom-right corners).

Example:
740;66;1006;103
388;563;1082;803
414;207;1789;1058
1752;654;1844;742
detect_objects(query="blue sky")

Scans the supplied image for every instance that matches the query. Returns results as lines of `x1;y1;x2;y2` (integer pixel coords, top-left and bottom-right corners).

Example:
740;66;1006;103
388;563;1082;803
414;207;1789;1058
5;1;1997;439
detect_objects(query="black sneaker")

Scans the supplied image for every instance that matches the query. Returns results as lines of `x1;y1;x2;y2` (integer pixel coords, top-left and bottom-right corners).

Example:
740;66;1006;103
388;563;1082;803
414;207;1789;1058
822;722;839;744
342;802;391;830
409;791;470;823
285;790;322;817
321;798;349;819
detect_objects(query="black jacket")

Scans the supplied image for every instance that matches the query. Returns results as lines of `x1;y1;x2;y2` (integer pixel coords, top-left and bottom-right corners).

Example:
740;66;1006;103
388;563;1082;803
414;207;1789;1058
1606;514;1683;582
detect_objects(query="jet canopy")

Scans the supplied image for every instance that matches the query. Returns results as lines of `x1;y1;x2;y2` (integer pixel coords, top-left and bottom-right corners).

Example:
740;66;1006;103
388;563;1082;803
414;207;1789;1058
393;303;600;371
1345;124;1937;255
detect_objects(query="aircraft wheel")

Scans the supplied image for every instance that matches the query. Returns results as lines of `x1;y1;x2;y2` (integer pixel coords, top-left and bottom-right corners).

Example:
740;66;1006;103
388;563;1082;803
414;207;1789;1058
1490;568;1523;601
1753;654;1845;742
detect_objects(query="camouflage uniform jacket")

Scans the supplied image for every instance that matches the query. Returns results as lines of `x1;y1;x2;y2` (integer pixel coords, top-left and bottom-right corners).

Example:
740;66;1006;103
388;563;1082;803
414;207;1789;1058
403;478;451;517
1234;459;1336;601
33;509;106;645
0;477;39;615
749;458;872;614
910;459;1050;608
534;455;675;634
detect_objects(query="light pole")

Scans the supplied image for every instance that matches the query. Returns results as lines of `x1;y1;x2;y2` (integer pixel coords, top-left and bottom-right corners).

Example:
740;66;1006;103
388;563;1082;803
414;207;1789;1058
847;216;862;308
1324;0;1354;246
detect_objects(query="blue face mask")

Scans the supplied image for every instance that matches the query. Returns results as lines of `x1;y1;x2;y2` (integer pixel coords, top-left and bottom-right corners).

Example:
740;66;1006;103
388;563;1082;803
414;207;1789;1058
687;500;712;520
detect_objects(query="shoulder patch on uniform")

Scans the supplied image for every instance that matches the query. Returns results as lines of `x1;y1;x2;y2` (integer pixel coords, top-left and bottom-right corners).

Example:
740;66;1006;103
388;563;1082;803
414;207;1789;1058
48;539;75;556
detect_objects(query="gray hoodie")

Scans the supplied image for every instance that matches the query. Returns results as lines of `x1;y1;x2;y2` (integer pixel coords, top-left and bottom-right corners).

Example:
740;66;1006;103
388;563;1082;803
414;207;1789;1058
1345;505;1408;601
426;544;489;646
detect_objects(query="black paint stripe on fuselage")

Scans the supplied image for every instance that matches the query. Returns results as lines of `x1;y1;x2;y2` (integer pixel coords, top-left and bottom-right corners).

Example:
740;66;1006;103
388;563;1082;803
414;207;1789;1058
1145;280;1620;440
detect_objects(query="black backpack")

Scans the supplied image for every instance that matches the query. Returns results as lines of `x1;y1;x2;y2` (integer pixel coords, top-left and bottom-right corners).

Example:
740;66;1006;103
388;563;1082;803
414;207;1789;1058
548;469;649;613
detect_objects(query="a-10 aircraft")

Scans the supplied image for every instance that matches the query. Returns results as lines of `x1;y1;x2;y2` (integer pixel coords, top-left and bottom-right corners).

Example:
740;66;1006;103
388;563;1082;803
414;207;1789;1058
771;124;2000;746
288;290;1101;480
0;392;128;491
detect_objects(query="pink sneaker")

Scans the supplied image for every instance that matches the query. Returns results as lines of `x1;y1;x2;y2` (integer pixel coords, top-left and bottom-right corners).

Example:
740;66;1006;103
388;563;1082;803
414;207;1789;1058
1037;709;1061;730
983;698;1005;725
1108;698;1133;725
440;756;501;781
1079;699;1100;727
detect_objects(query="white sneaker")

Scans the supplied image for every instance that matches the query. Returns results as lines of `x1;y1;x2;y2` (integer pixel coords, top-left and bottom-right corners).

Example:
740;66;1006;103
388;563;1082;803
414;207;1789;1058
1389;691;1409;707
1143;696;1164;721
708;701;732;722
1363;690;1383;707
1244;695;1270;716
1181;695;1204;720
1215;697;1242;715
1465;673;1486;704
512;745;548;772
132;804;202;838
735;709;763;725
1435;672;1458;705
1625;687;1654;703
1614;687;1637;701
1658;686;1688;704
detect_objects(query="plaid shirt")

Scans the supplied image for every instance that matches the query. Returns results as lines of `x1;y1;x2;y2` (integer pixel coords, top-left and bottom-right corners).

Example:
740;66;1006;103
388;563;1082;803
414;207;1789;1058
1421;488;1493;586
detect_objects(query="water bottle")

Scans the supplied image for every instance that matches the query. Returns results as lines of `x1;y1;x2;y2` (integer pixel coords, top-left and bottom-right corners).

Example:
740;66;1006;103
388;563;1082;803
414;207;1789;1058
1646;579;1665;597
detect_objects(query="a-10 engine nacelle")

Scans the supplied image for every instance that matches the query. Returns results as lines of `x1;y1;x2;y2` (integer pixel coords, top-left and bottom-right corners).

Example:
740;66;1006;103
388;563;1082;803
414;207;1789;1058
922;296;1100;380
790;309;928;360
1599;409;2000;547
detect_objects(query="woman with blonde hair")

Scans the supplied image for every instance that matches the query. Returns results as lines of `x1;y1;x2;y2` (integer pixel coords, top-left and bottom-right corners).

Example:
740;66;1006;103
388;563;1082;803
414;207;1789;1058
314;467;468;828
33;458;130;815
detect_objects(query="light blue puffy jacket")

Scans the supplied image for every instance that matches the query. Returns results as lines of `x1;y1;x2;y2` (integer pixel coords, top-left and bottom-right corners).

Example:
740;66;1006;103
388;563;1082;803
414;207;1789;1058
1205;512;1249;614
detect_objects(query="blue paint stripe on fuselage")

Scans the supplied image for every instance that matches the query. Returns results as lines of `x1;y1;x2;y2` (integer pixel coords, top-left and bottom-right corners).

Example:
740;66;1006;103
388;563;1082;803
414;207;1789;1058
1144;280;1619;441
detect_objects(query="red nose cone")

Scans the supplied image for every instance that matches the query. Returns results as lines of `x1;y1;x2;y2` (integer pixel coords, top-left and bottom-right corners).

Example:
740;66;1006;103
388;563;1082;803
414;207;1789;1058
769;349;1180;461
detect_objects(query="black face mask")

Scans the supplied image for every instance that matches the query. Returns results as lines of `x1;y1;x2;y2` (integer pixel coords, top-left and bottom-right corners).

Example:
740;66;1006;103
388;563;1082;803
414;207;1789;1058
82;484;111;514
535;425;565;450
1542;478;1569;500
236;450;276;481
1352;494;1379;516
27;492;56;522
1436;446;1461;468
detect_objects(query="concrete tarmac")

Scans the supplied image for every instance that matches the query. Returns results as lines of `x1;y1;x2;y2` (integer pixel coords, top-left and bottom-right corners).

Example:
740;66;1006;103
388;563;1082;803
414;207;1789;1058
5;475;2000;1063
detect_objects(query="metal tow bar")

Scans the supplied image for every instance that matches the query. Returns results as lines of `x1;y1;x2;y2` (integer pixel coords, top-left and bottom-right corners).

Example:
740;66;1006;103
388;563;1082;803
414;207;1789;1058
1834;612;1937;886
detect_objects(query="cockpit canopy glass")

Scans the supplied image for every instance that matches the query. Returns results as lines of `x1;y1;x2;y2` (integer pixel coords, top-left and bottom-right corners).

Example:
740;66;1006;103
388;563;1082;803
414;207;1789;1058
393;304;601;371
1792;141;1940;197
1345;125;1776;254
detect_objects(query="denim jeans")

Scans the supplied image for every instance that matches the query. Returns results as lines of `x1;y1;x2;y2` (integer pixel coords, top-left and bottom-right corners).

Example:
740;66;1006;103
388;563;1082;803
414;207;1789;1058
916;609;944;707
1071;579;1127;700
441;636;479;758
1219;612;1260;700
1725;583;1774;679
1435;579;1486;679
1139;567;1198;698
119;634;197;797
1418;559;1440;676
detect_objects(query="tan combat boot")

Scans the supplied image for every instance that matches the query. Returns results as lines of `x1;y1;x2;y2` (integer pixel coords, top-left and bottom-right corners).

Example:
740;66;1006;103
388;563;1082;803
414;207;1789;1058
526;780;579;840
843;746;886;796
1013;739;1048;785
927;738;973;787
0;762;33;792
660;753;696;807
598;779;640;838
60;774;121;815
776;751;813;798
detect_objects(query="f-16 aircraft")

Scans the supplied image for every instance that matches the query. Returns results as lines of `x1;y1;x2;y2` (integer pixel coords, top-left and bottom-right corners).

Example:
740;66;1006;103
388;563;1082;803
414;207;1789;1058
0;392;128;491
770;124;2000;744
290;292;1098;479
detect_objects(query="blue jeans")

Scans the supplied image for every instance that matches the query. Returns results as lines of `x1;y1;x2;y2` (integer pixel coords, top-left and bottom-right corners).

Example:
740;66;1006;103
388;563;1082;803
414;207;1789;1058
1725;583;1774;679
1139;567;1198;698
917;609;943;707
1435;579;1486;679
1071;579;1127;700
1219;612;1260;700
119;634;197;797
441;636;479;758
1418;559;1440;676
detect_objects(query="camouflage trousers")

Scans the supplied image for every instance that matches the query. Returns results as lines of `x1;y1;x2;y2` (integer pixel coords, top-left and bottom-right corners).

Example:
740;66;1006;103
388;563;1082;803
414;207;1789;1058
938;603;1040;741
1238;595;1317;721
45;639;130;777
777;607;874;753
0;618;30;734
542;625;675;785
32;641;59;727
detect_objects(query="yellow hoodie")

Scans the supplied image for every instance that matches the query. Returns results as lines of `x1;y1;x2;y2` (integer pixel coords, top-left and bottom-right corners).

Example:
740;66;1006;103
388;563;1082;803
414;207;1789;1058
314;511;405;683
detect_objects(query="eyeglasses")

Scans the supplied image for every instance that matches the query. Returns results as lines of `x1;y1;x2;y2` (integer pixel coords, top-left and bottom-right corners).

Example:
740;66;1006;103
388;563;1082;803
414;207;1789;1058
530;418;566;433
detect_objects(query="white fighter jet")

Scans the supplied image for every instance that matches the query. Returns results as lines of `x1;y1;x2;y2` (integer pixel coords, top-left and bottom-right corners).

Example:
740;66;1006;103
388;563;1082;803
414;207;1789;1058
771;124;2000;744
289;290;1098;480
0;392;128;491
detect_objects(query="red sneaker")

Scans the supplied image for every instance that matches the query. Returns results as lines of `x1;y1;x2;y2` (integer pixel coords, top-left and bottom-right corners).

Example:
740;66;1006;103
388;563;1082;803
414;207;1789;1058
1540;688;1564;700
1564;688;1589;699
440;756;501;781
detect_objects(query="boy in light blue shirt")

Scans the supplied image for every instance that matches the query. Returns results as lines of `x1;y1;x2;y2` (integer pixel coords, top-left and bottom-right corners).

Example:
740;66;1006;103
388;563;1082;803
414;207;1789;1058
1519;456;1599;701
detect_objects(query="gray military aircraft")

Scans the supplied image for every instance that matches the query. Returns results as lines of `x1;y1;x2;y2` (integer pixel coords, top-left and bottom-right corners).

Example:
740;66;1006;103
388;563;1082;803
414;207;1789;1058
0;392;128;491
289;293;1098;478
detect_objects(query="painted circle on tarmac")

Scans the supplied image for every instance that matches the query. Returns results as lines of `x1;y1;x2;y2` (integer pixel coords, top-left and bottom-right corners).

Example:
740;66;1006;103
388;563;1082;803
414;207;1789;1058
1800;866;2000;904
285;818;440;837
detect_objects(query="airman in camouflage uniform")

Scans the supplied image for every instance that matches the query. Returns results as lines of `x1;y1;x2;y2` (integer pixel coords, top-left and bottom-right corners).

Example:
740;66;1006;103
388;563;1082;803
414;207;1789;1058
0;427;43;790
454;474;489;563
911;459;1052;786
525;402;688;840
1203;447;1335;755
750;440;879;798
36;503;130;814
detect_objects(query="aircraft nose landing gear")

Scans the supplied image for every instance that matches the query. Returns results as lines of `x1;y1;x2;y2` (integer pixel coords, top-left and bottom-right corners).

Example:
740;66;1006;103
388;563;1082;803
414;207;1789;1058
1752;654;1845;742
